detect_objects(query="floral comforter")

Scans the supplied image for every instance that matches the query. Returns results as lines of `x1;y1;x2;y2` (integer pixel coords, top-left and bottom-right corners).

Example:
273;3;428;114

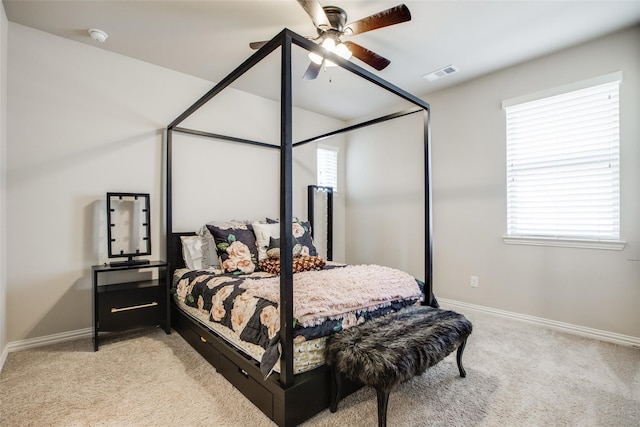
174;264;425;377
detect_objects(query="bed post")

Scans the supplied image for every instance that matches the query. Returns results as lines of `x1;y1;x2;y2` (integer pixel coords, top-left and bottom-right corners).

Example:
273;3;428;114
279;30;295;387
307;185;333;261
166;127;173;272
423;108;433;306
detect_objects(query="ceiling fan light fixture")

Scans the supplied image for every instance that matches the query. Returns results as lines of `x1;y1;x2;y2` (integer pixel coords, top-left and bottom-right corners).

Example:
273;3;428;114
307;38;352;66
324;42;351;68
309;52;324;65
335;42;352;60
321;38;336;50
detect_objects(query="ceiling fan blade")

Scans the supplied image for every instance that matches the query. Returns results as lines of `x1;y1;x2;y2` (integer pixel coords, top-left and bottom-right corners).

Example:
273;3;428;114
342;41;390;71
297;0;331;29
303;60;323;80
249;41;268;50
345;4;411;35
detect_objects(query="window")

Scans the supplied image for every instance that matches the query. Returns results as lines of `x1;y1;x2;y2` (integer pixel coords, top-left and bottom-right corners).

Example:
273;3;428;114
317;146;338;191
504;74;621;244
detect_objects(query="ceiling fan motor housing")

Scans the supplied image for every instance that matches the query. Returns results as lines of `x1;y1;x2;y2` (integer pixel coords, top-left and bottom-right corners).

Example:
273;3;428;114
322;6;347;32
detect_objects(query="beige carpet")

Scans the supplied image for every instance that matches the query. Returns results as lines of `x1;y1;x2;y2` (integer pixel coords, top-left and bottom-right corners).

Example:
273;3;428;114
1;309;638;427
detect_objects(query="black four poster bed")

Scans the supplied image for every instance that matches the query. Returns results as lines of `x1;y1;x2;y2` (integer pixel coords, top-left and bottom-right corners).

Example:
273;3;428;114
165;28;433;426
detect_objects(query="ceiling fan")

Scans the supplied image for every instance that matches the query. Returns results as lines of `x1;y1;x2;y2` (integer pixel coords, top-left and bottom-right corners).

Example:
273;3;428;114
249;0;412;80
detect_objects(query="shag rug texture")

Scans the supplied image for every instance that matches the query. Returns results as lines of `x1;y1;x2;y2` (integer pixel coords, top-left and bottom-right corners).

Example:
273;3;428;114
325;306;472;391
1;308;638;426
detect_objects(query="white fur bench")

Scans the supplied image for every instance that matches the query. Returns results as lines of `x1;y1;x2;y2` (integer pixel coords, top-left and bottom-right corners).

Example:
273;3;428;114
324;306;472;427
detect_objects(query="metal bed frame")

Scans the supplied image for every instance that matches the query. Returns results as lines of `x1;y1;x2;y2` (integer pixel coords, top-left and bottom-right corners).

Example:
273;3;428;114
165;28;431;426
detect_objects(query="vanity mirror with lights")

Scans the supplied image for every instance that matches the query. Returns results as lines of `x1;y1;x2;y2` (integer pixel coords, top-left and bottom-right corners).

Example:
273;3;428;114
106;192;151;267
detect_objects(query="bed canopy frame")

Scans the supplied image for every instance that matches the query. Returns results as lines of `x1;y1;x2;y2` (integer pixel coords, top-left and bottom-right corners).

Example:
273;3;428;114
165;28;432;426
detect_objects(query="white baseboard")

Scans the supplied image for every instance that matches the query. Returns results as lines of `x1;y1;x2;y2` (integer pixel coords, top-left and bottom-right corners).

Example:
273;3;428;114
5;327;93;353
0;344;8;373
438;298;640;348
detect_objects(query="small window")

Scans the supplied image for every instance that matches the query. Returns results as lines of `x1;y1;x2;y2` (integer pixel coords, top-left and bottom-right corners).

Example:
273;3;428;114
317;146;338;191
504;77;620;241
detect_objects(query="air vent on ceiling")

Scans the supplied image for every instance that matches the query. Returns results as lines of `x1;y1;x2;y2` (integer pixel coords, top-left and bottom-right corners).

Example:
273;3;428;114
422;65;460;81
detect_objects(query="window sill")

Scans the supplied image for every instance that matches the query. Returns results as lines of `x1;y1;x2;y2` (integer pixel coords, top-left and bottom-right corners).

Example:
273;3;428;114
502;236;626;251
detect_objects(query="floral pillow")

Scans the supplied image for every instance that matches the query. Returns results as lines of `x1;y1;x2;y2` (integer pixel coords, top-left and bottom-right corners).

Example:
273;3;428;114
293;221;318;257
252;220;318;261
206;223;258;274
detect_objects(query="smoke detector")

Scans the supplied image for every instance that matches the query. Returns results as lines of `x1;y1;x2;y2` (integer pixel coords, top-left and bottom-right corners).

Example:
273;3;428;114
422;65;460;81
88;29;108;43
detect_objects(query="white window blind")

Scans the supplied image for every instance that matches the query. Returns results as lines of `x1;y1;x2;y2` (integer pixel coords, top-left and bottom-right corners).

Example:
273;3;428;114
317;146;338;191
505;79;620;241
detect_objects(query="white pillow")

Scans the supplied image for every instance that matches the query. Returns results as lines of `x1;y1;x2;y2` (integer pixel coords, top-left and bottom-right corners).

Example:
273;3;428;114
252;222;280;261
180;235;204;270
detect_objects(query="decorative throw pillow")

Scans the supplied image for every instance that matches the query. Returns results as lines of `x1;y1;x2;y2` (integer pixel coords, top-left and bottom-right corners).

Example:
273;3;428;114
258;256;326;275
253;220;318;260
198;220;250;269
293;220;318;256
266;247;280;260
258;258;280;274
268;237;302;258
206;223;258;274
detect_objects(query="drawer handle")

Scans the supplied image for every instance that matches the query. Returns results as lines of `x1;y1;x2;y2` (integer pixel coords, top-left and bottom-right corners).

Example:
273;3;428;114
111;301;158;313
239;368;249;378
200;336;207;343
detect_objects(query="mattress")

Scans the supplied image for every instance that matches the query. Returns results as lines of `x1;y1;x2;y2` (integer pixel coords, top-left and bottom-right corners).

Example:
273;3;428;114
172;264;423;377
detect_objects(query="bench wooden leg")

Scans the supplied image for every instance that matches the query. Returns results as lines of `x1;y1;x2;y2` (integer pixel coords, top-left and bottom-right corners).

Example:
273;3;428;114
376;388;390;427
456;337;468;378
329;365;342;413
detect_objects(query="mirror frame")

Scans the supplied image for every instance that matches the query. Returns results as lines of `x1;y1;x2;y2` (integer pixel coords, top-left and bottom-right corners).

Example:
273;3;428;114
106;192;151;261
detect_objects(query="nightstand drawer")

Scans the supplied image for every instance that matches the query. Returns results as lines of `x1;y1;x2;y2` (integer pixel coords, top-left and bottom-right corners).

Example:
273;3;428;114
98;286;161;331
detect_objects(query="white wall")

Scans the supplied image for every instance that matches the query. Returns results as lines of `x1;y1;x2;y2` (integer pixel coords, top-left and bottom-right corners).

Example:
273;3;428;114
347;26;640;339
5;23;345;343
345;112;427;281
5;23;205;342
0;3;8;362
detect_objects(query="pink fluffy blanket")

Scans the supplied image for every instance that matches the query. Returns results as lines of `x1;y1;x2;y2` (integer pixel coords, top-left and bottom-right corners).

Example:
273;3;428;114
240;264;421;327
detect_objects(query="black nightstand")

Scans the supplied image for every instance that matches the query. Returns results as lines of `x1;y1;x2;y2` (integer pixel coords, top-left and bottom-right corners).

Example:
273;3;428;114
92;260;170;351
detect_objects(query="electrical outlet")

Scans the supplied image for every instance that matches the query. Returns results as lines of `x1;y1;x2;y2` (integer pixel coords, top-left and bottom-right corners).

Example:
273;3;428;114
470;275;479;288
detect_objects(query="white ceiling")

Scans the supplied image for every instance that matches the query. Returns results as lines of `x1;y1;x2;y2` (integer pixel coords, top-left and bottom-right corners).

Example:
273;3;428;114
4;0;640;120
